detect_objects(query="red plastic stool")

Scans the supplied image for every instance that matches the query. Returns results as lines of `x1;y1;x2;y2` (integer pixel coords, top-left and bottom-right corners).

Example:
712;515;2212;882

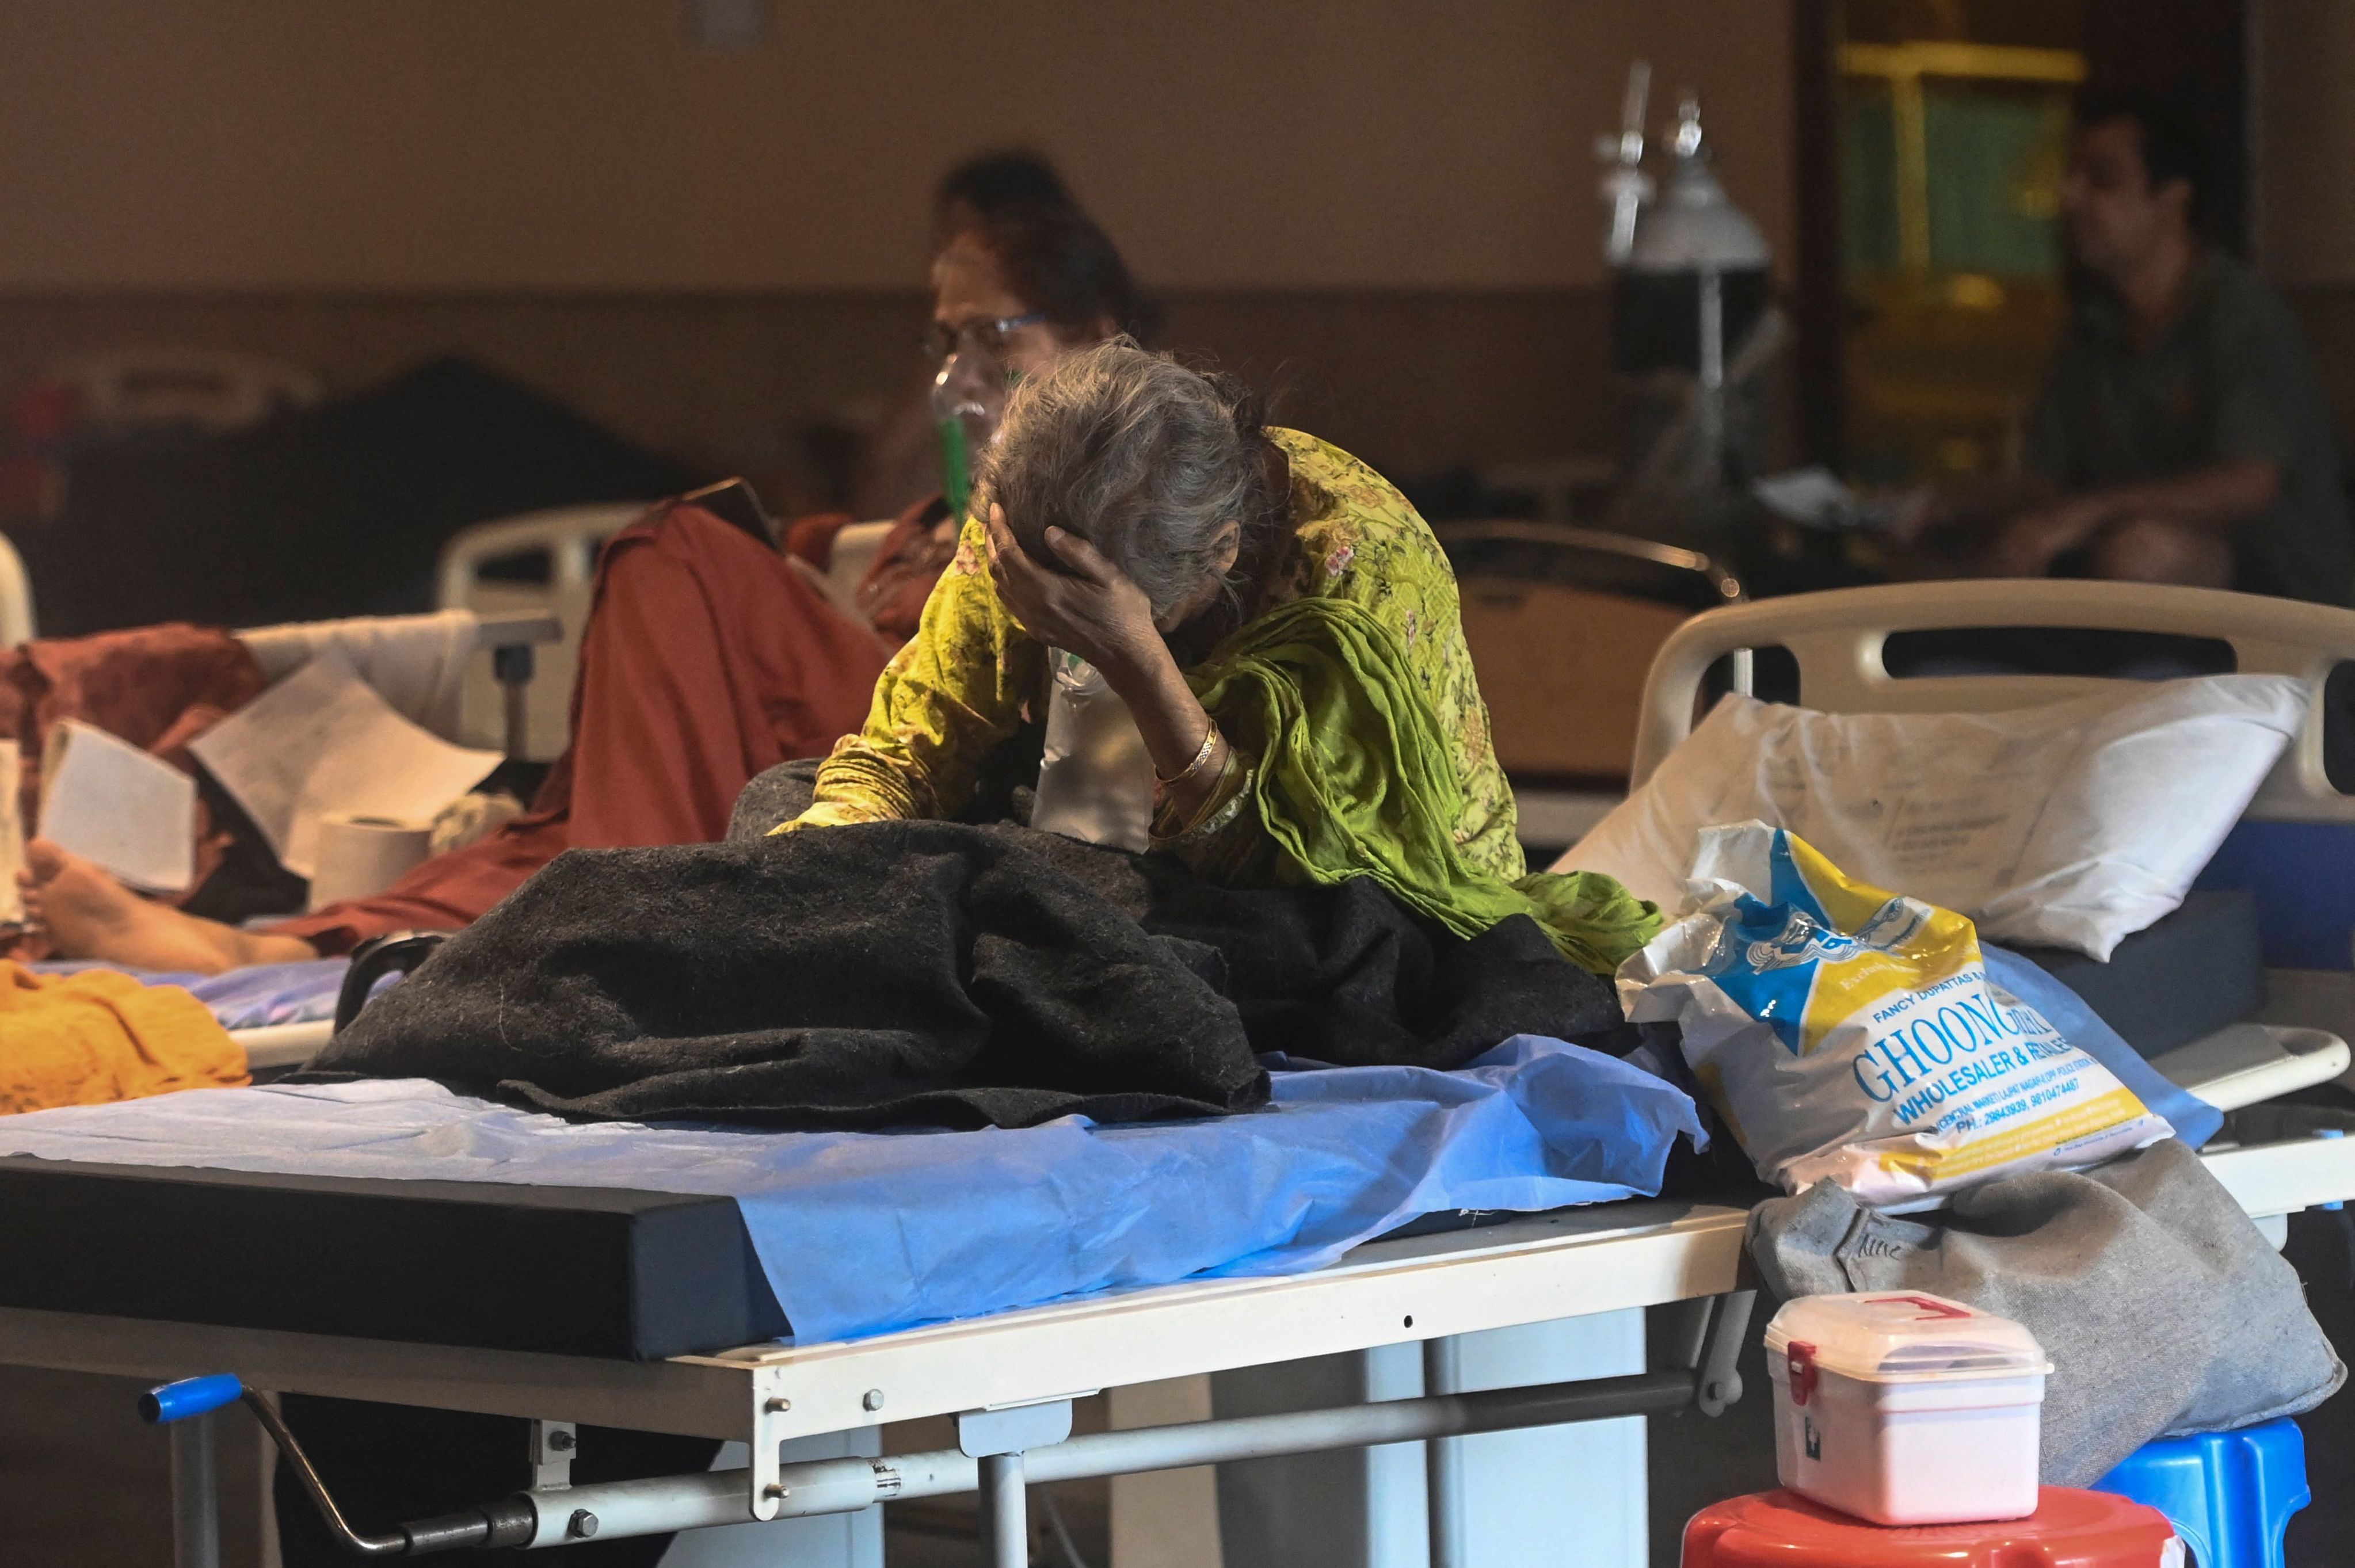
1683;1487;2181;1566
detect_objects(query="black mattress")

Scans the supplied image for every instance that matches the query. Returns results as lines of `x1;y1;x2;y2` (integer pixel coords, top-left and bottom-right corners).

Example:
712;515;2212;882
0;1156;1554;1363
0;1158;786;1361
2017;888;2266;1058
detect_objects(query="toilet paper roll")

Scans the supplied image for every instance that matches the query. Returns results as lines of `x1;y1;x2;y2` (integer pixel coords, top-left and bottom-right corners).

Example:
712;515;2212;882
306;813;435;911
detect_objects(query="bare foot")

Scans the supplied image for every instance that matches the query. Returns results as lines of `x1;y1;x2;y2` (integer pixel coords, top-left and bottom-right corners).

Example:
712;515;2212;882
21;838;291;975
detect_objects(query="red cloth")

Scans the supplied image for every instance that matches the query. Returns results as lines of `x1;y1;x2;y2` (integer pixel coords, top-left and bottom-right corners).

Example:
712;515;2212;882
857;497;957;643
270;501;895;953
783;494;954;643
783;511;856;570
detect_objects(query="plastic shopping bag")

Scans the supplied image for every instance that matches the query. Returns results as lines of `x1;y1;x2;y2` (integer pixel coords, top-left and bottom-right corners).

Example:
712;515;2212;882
1619;822;2172;1205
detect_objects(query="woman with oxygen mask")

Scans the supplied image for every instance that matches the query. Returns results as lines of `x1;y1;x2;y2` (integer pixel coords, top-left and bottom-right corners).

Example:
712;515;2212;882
926;202;1139;494
927;308;1026;522
848;201;1146;640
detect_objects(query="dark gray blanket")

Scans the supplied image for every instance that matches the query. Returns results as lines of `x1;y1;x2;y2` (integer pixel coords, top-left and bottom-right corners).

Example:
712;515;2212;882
1748;1138;2346;1485
307;819;1624;1130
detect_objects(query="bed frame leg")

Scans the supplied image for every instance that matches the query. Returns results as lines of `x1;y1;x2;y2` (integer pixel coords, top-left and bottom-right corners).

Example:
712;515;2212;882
1422;1336;1468;1568
1400;1294;1750;1568
170;1408;222;1568
958;1399;1072;1568
1694;1289;1757;1417
978;1451;1029;1568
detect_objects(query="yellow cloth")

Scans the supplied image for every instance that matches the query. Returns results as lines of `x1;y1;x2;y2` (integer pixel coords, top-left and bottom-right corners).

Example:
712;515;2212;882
0;962;247;1115
790;428;1526;878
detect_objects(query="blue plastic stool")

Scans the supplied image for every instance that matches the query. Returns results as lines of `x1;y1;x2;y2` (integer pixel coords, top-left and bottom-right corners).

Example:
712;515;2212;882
2092;1418;2309;1568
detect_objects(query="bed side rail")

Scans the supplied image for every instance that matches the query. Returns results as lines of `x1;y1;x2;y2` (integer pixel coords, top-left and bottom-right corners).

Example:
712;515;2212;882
1632;579;2355;824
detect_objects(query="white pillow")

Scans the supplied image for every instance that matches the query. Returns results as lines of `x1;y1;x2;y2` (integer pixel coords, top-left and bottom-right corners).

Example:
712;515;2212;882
1555;676;2308;959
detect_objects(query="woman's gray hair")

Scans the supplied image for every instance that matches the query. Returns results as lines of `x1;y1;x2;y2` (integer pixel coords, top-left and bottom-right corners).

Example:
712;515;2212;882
982;339;1277;617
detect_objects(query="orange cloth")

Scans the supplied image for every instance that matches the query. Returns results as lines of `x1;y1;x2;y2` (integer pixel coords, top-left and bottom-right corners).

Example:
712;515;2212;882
0;960;247;1114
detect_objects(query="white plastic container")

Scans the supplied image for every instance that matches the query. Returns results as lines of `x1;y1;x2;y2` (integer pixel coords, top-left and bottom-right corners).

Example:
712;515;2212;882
1764;1291;2052;1526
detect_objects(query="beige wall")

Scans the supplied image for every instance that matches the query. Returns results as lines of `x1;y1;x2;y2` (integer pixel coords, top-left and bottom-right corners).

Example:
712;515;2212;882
0;0;1793;293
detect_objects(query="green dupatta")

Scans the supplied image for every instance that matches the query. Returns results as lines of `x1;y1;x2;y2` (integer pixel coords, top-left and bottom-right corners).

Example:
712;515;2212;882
1190;597;1660;974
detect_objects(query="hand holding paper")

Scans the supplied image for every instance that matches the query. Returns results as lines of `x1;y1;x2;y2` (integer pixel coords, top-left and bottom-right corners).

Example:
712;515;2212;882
36;721;196;894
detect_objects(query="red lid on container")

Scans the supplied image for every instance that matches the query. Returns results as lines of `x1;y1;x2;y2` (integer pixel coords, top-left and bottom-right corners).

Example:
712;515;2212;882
1682;1487;2178;1567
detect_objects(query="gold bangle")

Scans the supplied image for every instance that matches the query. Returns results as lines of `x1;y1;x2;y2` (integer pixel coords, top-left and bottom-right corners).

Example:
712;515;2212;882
1154;764;1256;849
1154;719;1222;789
1153;745;1226;836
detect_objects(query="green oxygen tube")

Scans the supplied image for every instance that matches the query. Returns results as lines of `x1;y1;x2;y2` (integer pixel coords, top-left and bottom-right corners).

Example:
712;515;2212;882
936;406;973;520
931;359;978;518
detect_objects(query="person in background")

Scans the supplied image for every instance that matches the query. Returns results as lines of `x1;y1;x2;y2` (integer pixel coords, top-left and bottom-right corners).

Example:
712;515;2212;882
854;148;1090;518
801;200;1150;638
21;200;1149;975
931;147;1072;247
1901;88;2351;604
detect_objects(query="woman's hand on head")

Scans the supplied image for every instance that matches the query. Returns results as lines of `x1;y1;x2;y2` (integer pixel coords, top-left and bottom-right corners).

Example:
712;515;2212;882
984;504;1167;682
987;502;1226;793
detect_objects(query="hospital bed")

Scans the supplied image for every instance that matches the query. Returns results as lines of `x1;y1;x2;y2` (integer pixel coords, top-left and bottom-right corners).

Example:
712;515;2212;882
4;579;2355;1568
180;961;384;1078
241;607;562;762
435;503;648;763
174;490;870;1072
193;607;563;1072
1629;578;2355;1134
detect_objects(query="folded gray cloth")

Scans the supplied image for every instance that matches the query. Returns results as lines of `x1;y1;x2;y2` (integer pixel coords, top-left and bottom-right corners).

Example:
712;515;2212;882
1747;1138;2345;1485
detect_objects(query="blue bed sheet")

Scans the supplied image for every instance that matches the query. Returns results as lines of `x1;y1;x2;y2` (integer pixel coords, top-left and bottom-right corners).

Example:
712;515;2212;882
0;1035;1699;1343
32;958;352;1029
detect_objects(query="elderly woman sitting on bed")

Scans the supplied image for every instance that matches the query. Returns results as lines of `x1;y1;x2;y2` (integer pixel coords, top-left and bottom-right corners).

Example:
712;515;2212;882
754;339;1654;972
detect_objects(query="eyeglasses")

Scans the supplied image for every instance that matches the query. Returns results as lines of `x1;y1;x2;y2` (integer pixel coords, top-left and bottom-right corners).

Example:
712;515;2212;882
924;311;1049;365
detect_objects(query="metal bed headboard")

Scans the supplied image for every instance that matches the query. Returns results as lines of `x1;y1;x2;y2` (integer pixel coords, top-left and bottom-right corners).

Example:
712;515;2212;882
1631;579;2355;825
238;608;562;756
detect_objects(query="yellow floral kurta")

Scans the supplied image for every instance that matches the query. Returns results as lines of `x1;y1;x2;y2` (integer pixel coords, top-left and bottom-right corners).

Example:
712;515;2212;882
789;428;1525;880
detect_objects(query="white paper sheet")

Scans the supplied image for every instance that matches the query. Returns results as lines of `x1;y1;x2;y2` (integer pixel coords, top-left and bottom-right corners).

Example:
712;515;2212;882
36;720;196;892
189;650;502;880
